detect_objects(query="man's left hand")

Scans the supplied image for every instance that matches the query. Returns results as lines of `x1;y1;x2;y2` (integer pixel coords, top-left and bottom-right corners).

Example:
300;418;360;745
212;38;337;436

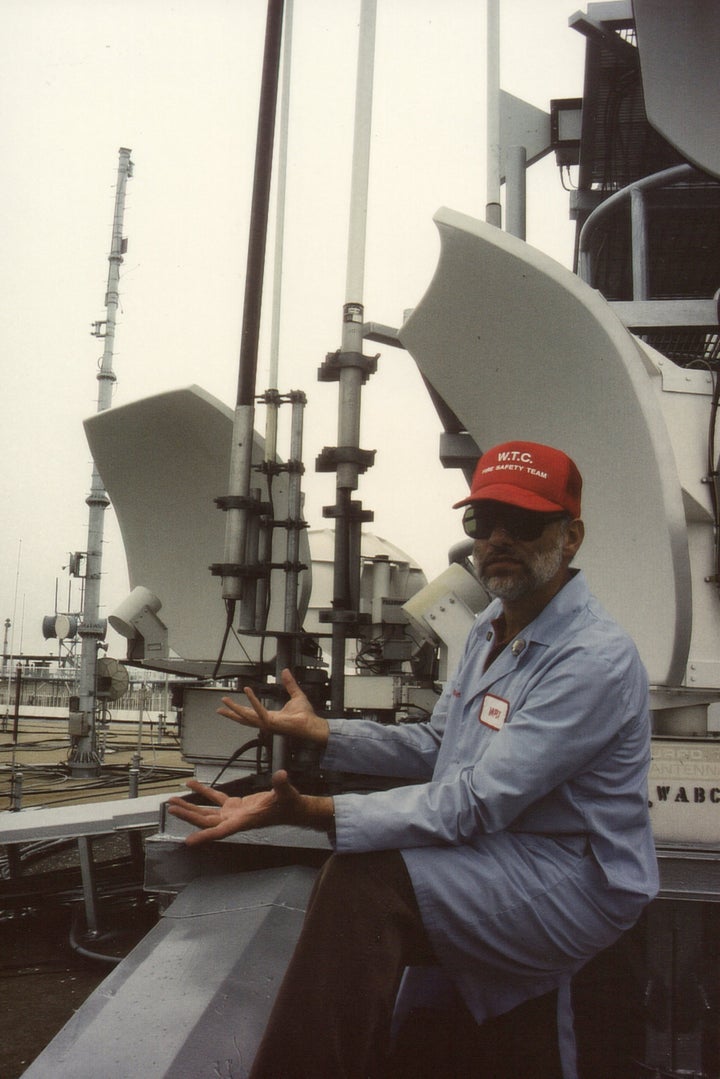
166;770;333;845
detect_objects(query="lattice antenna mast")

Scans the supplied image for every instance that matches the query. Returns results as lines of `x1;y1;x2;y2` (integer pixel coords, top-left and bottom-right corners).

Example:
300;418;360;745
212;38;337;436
68;146;133;777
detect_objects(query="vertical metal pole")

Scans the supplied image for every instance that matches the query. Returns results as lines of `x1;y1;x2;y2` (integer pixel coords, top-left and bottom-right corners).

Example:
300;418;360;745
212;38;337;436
129;753;140;798
12;663;21;744
275;391;306;769
77;837;100;937
70;147;133;777
486;0;502;228
255;447;274;636
221;0;284;621
631;185;650;300
269;0;293;392
257;0;294;649
284;393;305;640
10;767;23;812
242;487;262;632
329;0;377;713
505;145;527;239
344;0;376;327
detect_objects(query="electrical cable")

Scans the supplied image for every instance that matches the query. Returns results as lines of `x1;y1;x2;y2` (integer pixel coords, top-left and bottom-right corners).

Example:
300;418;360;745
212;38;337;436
211;598;237;681
209;736;263;788
69;907;121;966
559;165;576;192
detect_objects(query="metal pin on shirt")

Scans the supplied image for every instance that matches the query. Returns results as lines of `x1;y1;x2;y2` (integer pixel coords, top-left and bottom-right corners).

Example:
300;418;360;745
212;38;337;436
511;638;526;656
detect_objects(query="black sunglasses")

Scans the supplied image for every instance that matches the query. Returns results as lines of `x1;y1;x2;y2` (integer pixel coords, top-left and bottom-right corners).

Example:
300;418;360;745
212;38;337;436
462;504;569;542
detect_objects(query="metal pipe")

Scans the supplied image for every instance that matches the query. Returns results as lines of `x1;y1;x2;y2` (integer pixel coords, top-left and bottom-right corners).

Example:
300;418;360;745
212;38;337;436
283;392;306;640
257;396;279;632
344;0;376;307
2;618;9;674
577;163;697;286
630;186;649;300
269;0;294;391
77;836;100;937
370;556;391;627
336;0;376;493
485;0;501;228
255;517;271;635
221;404;256;605
13;663;21;744
129;752;141;798
505;145;527;239
274;392;306;727
239;487;262;631
329;0;377;713
236;0;285;408
221;0;285;604
11;766;23;812
259;1;294;642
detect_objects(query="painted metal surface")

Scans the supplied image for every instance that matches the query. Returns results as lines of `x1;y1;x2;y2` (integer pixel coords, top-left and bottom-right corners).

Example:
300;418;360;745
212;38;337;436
399;208;692;687
634;0;720;181
0;792;171;842
21;867;317;1078
83;385;311;667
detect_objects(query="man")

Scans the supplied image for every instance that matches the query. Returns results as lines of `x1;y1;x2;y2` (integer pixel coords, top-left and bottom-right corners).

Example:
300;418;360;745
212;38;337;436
168;440;659;1079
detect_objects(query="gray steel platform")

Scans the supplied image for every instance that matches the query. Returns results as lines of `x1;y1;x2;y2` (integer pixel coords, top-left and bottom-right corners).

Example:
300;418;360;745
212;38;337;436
21;866;317;1079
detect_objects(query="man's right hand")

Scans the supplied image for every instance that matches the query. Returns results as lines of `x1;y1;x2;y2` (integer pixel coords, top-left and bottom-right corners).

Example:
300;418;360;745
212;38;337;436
217;667;330;746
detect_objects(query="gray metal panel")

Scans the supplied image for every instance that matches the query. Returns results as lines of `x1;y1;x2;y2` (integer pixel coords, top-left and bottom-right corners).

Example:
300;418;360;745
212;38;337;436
0;793;170;843
634;0;720;181
21;867;317;1079
399;208;691;686
656;846;720;903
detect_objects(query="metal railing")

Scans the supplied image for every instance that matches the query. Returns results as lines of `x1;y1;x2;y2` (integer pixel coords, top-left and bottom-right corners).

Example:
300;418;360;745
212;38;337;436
577;163;700;297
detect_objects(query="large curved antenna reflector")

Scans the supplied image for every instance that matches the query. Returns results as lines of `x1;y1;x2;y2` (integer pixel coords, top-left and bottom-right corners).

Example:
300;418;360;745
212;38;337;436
84;385;311;672
400;208;690;685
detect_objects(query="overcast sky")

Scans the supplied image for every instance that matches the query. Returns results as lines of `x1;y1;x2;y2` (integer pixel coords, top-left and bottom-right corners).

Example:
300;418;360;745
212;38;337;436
0;0;585;659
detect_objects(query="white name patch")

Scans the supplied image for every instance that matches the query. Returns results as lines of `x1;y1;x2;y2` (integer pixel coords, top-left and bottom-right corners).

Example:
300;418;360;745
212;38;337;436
479;694;509;731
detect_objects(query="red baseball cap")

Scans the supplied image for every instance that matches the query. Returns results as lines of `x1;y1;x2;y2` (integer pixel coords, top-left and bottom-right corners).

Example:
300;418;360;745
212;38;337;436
454;441;582;517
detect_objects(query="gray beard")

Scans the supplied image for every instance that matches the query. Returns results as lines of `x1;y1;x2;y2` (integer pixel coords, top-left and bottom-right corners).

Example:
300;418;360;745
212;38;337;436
477;541;565;602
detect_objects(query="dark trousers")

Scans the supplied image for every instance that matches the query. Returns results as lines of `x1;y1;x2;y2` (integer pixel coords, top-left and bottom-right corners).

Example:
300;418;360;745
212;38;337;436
249;850;435;1079
248;850;565;1079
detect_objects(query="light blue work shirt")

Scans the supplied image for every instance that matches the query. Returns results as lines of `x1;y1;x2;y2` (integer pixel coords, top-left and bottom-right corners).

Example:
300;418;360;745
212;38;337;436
322;570;659;1035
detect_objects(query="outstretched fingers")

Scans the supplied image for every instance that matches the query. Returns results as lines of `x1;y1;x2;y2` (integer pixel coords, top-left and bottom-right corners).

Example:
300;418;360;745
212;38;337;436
171;809;238;845
182;779;228;804
243;684;273;728
217;692;268;731
166;782;240;845
167;781;225;824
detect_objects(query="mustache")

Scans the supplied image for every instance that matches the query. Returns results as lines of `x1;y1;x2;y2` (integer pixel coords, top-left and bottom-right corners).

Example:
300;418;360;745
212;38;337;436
476;546;525;573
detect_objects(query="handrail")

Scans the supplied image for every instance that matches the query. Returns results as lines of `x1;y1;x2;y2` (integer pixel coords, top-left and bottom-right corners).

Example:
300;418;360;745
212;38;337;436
577;163;702;291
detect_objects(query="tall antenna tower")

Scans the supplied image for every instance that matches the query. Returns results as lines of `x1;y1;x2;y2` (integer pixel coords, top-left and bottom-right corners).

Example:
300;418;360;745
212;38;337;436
68;147;133;777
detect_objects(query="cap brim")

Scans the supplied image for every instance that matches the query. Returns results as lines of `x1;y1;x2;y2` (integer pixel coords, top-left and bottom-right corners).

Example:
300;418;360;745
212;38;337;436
452;484;566;513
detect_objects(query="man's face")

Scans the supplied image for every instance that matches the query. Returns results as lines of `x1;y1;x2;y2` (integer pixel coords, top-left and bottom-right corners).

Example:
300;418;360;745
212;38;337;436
466;502;574;603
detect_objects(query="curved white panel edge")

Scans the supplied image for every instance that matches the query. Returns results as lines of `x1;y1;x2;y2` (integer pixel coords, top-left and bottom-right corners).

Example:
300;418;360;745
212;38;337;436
84;385;311;664
399;208;691;685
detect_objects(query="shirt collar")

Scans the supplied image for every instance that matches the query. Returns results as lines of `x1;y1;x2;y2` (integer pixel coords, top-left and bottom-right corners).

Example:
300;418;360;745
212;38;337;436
521;568;588;645
481;569;588;649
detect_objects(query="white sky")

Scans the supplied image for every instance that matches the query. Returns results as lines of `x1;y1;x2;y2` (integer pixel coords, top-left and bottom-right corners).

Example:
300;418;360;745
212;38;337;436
0;0;585;659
